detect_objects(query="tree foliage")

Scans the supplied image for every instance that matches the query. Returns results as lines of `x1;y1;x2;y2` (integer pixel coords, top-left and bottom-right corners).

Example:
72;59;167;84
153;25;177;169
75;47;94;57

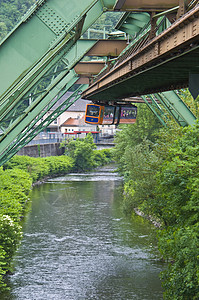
113;99;199;299
0;0;35;40
4;155;74;182
62;133;113;171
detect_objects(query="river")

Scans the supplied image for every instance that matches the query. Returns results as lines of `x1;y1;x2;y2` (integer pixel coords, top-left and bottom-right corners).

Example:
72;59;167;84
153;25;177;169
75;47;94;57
2;165;164;299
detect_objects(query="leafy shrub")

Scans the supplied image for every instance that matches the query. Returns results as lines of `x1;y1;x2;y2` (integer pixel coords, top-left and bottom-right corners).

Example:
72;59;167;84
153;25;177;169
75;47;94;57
0;215;22;272
0;246;6;290
0;168;32;222
93;150;108;167
114;108;199;299
3;156;49;182
4;155;74;182
44;156;74;175
62;133;97;171
62;134;114;171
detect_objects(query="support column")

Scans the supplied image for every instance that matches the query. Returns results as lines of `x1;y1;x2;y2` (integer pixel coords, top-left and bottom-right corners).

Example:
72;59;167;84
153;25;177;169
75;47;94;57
189;73;199;100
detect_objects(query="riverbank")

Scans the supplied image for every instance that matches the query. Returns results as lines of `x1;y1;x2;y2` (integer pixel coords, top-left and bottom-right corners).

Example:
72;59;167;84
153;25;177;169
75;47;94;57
0;147;113;291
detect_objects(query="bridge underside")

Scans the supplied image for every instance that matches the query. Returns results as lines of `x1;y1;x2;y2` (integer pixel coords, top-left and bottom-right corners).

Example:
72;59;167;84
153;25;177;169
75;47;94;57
82;46;199;101
82;4;199;101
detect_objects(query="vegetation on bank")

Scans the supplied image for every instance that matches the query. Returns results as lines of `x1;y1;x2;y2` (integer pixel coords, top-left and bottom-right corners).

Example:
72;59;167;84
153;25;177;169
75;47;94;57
113;91;199;300
0;138;113;291
61;133;113;172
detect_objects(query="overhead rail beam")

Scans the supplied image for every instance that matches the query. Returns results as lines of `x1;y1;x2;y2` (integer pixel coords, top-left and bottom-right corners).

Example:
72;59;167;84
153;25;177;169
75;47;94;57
108;0;192;12
82;4;199;100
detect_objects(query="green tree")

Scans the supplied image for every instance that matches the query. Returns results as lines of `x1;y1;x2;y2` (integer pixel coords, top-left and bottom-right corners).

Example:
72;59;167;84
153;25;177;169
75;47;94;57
114;103;199;298
0;0;35;41
113;105;162;172
63;133;97;171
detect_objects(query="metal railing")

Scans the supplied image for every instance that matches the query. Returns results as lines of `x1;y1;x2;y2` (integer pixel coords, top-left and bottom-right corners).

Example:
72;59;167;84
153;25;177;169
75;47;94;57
27;132;115;146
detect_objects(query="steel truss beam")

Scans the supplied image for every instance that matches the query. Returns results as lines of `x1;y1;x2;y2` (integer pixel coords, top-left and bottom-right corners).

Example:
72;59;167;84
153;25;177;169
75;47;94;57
0;0;198;168
141;90;196;127
141;94;167;127
155;91;196;126
0;83;88;166
0;0;103;140
0;38;97;165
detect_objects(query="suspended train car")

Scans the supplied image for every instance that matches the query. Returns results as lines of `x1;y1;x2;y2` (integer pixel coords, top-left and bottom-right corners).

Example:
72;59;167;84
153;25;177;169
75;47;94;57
85;104;137;125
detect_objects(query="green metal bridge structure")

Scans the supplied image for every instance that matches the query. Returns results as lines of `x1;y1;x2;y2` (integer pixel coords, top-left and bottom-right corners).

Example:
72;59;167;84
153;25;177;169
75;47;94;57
0;0;198;166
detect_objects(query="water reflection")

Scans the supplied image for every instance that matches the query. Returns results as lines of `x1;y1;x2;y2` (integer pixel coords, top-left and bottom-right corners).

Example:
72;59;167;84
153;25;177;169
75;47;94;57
2;165;163;299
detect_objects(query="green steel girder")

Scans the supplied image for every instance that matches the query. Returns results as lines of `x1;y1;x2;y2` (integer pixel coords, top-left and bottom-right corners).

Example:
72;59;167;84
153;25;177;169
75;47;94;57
140;90;196;127
141;94;167;127
0;0;103;99
0;0;102;167
0;39;97;127
0;0;197;168
0;84;88;166
0;39;97;164
0;0;104;135
115;12;150;36
155;91;196;127
0;70;78;156
0;30;98;124
0;70;75;156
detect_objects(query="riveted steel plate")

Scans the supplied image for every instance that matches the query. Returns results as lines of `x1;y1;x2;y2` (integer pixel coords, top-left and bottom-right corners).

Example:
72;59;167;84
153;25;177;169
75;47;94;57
36;4;69;35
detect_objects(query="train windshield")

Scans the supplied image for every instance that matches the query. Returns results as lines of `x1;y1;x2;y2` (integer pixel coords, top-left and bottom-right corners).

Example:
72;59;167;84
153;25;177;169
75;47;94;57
86;105;100;117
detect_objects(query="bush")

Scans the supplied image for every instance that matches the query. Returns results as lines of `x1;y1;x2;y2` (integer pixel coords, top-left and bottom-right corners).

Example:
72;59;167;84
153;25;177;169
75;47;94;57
93;150;108;167
62;134;114;171
44;156;74;175
4;155;74;182
115;121;199;299
0;215;22;272
3;156;49;182
62;133;97;171
0;168;32;222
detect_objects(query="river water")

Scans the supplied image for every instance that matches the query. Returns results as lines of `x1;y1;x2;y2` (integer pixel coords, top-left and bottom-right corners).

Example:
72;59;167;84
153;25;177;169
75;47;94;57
2;165;164;299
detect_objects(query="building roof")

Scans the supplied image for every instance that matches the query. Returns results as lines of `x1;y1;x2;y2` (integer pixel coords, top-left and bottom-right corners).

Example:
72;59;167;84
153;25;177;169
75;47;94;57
52;91;91;111
61;116;94;128
61;117;80;127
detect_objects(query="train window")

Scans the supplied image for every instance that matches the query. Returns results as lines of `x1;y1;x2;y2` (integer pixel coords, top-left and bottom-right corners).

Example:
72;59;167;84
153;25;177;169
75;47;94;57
120;106;137;124
102;106;115;125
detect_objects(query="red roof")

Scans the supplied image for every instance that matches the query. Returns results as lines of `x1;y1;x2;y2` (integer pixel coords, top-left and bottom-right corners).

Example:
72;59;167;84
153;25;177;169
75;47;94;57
61;117;80;126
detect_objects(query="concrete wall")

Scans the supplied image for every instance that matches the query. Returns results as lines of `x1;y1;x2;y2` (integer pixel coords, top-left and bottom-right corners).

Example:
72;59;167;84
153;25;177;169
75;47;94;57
17;143;64;158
